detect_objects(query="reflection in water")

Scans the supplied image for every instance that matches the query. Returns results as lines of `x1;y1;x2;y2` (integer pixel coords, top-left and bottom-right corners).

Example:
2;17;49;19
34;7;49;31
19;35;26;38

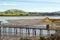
1;28;55;37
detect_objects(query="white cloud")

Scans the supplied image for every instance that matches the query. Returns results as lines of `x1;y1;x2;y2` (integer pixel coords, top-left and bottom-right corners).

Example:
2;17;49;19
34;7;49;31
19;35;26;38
0;1;60;12
0;0;60;6
34;0;60;1
0;2;19;5
20;0;60;3
0;2;33;6
0;4;17;5
26;0;48;1
49;0;60;2
25;0;60;3
0;2;31;6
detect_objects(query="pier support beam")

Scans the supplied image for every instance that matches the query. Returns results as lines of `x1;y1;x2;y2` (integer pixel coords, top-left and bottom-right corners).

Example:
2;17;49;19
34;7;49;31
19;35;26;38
16;28;17;35
26;28;27;37
47;30;50;36
19;28;21;37
33;29;36;36
14;28;17;35
0;27;1;40
40;29;42;36
33;29;34;36
14;28;15;35
34;29;36;36
46;24;50;36
28;28;30;37
21;28;23;37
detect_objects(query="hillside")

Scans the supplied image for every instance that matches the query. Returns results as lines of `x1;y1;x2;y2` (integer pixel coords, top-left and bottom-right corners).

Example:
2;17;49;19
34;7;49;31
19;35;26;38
0;9;60;16
0;9;28;16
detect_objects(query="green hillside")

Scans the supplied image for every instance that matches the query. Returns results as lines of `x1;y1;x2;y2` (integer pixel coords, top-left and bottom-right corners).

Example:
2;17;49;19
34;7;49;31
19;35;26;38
0;9;60;16
0;9;28;16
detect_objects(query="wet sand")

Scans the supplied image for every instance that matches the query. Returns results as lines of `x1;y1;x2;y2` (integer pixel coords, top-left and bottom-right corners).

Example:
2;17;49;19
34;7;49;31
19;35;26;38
1;34;41;40
1;35;20;40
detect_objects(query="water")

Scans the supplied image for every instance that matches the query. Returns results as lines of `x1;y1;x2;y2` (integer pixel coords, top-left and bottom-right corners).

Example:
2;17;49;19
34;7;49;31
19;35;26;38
0;16;60;23
1;28;55;36
0;16;60;36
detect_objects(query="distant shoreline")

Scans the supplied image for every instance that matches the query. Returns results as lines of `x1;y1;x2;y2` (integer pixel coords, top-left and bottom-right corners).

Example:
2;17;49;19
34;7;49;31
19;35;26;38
0;15;60;17
0;9;60;16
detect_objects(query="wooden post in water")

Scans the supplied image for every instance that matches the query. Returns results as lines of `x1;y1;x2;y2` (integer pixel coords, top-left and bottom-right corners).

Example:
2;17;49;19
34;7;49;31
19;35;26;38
5;28;6;35
19;28;21;37
33;29;34;37
14;28;17;35
16;28;17;35
46;24;50;36
26;28;27;37
33;28;36;39
22;28;23;37
34;29;36;37
11;28;12;35
9;28;11;35
9;28;10;35
0;27;1;40
28;28;30;37
40;29;42;36
14;28;15;36
0;21;1;40
33;29;37;40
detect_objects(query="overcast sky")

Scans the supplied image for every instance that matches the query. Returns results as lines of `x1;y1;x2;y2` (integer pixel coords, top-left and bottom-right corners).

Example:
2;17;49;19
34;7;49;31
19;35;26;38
0;0;60;12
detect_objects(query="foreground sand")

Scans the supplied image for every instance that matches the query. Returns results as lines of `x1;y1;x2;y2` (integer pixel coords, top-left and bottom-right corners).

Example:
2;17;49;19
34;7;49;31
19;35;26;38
1;35;40;40
1;35;20;40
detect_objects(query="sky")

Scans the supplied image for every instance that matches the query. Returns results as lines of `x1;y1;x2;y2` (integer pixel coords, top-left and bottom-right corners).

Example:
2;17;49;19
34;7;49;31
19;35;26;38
0;0;60;12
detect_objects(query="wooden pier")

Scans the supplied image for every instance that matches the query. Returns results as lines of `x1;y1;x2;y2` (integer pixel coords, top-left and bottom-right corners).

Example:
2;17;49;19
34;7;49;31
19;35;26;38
1;17;60;40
